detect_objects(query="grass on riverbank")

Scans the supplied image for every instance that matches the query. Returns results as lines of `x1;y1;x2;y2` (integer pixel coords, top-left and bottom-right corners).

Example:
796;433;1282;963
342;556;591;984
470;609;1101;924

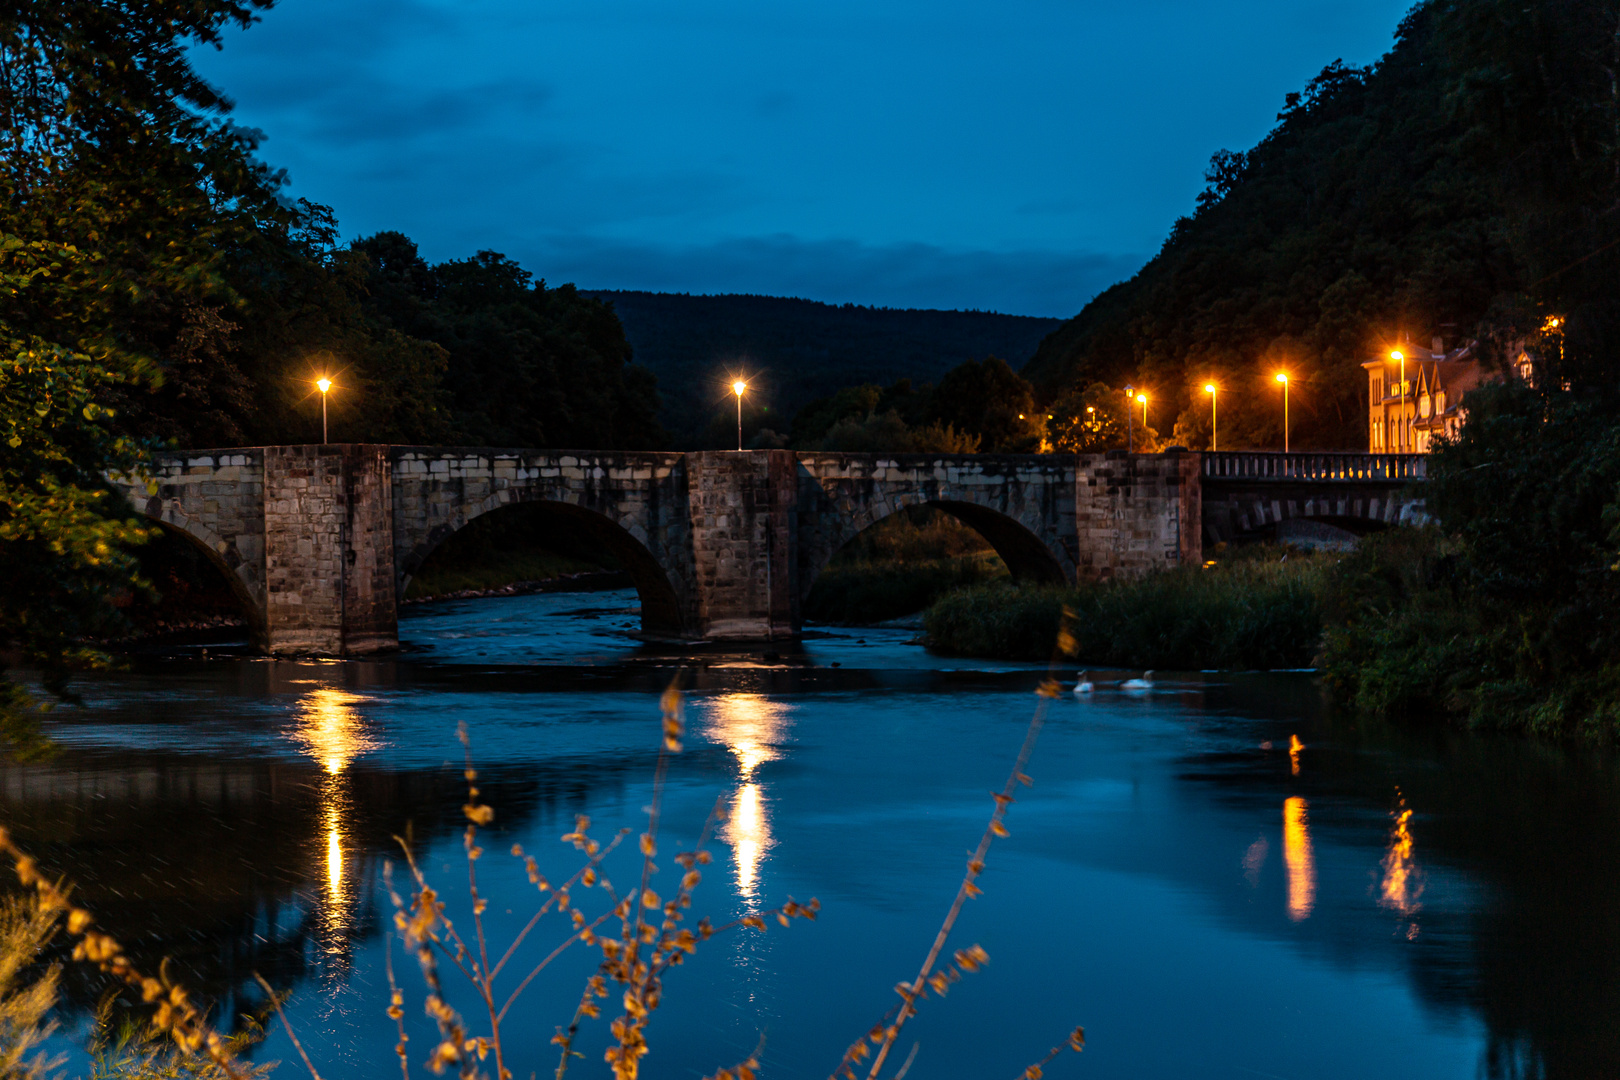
804;506;1008;624
925;546;1331;669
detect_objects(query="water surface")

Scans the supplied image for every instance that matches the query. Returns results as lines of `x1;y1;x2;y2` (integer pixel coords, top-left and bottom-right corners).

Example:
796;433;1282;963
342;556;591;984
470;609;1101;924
11;589;1616;1079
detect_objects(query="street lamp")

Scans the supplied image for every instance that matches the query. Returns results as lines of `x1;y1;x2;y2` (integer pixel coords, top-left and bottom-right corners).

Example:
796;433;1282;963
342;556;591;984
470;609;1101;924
732;380;747;451
1275;372;1290;453
1123;384;1135;452
1137;392;1149;427
1204;383;1218;451
1390;349;1406;451
316;377;332;443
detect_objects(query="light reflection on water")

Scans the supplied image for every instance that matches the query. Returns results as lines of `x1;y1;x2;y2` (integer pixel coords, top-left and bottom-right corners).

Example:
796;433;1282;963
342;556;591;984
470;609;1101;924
703;693;791;903
290;685;375;968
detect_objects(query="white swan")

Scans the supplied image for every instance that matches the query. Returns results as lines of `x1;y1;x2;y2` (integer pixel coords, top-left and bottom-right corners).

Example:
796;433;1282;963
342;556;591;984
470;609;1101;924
1074;671;1095;695
1120;670;1155;691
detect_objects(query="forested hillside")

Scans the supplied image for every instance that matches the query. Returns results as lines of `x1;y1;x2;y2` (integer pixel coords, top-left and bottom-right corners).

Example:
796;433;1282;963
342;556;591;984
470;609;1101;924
1023;2;1562;450
584;290;1059;445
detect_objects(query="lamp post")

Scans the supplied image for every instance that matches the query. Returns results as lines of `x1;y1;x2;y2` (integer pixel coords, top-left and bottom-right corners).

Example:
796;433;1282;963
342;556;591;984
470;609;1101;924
317;377;331;443
1204;383;1217;451
1123;384;1135;452
1275;372;1290;452
1390;349;1405;451
731;380;747;451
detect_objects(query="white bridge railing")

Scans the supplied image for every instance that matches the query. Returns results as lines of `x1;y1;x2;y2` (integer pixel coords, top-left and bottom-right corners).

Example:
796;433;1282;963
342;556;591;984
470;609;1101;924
1202;451;1427;482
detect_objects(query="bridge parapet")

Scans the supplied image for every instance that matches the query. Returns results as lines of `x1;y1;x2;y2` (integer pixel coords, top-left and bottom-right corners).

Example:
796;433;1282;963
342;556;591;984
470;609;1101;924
1203;451;1427;483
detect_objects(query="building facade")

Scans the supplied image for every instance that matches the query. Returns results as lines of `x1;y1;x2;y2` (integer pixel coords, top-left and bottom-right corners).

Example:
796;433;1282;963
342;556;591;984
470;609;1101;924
1364;336;1533;453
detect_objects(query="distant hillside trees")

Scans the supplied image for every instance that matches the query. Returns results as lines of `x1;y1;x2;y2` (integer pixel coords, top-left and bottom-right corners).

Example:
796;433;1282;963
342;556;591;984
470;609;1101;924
585;290;1061;447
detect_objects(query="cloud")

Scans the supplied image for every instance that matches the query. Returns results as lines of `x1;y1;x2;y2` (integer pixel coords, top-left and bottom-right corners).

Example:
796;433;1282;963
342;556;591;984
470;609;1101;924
522;234;1144;317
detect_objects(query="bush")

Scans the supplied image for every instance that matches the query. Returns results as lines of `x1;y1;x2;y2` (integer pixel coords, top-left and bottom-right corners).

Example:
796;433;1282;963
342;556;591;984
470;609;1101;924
925;548;1330;668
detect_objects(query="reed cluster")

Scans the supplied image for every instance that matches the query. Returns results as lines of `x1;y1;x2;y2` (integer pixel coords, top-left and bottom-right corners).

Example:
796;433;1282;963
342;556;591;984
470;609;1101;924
925;547;1330;668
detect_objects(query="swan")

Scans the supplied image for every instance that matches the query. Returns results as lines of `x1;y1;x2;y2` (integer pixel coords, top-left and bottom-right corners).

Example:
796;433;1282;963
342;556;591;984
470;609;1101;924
1120;670;1155;691
1073;671;1095;695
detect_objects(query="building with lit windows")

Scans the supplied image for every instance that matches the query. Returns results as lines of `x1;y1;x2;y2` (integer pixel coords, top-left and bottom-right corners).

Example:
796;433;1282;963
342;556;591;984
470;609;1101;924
1364;335;1535;453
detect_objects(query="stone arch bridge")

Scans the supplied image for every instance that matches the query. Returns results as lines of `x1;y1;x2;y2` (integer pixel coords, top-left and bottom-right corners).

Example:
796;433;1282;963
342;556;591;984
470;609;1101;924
115;446;1427;655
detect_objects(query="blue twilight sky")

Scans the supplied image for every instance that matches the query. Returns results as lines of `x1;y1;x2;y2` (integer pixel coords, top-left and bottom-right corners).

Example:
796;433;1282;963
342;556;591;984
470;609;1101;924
191;0;1416;317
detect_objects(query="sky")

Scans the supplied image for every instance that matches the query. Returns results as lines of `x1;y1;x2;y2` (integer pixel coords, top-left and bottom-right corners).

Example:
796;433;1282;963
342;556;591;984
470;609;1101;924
191;0;1417;317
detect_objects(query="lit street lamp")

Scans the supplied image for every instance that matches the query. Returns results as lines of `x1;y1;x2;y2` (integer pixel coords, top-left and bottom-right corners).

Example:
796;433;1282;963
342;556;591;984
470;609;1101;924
1137;392;1149;427
1390;349;1406;451
1275;372;1290;452
1204;383;1218;451
1123;384;1135;452
732;380;747;451
317;377;332;443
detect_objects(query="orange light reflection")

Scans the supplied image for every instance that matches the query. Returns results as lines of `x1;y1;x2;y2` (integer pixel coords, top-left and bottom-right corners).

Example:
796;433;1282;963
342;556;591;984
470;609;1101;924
291;687;379;775
1379;791;1423;928
1288;734;1305;777
1284;796;1315;922
706;693;791;903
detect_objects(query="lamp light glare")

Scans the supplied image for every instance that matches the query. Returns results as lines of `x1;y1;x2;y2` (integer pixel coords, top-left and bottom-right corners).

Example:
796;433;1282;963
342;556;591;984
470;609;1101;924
1389;350;1403;362
317;378;331;393
1275;373;1288;384
1136;394;1147;405
1204;384;1216;394
732;380;747;396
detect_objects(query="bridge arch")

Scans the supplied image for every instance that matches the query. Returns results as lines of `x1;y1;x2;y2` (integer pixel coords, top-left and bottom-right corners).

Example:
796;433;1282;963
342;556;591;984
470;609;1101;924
397;491;688;639
136;506;268;644
804;495;1069;600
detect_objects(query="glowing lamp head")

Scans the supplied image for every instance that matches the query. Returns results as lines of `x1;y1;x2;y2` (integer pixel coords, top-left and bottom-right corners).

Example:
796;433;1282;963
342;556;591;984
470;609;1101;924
1275;373;1289;384
1086;405;1095;413
317;377;331;393
1389;350;1403;362
732;380;747;397
1136;394;1147;405
1204;384;1216;394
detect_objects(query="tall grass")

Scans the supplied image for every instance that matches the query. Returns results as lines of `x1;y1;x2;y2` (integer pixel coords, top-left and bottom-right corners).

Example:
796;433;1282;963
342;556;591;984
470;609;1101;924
925;549;1332;669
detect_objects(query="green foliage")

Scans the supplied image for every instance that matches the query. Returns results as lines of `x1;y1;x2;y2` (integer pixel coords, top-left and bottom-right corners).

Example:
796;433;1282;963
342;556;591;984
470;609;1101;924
925;356;1042;452
1320;381;1620;736
805;507;1006;623
1045;381;1161;453
926;550;1330;668
352;234;663;449
584;290;1059;446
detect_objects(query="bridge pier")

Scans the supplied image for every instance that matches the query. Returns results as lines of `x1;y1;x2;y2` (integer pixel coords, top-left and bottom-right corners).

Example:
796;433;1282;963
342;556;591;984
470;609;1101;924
687;451;798;638
262;445;398;656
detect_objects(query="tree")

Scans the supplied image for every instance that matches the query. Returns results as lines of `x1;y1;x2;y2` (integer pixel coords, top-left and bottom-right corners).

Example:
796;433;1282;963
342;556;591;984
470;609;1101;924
0;0;281;748
351;235;665;449
927;357;1042;452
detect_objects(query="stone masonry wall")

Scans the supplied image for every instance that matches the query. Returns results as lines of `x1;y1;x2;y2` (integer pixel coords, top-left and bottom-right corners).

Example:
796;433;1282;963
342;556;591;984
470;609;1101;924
794;453;1079;591
685;451;797;638
1073;452;1201;580
261;445;397;655
117;450;268;644
340;445;398;654
389;448;694;636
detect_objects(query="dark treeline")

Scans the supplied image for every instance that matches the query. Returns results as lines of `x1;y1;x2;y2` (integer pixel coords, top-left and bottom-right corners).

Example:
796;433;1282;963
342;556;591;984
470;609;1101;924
121;221;665;451
582;290;1058;446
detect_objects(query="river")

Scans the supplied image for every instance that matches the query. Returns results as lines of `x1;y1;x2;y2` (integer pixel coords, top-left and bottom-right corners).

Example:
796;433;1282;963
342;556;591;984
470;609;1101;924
8;588;1616;1079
